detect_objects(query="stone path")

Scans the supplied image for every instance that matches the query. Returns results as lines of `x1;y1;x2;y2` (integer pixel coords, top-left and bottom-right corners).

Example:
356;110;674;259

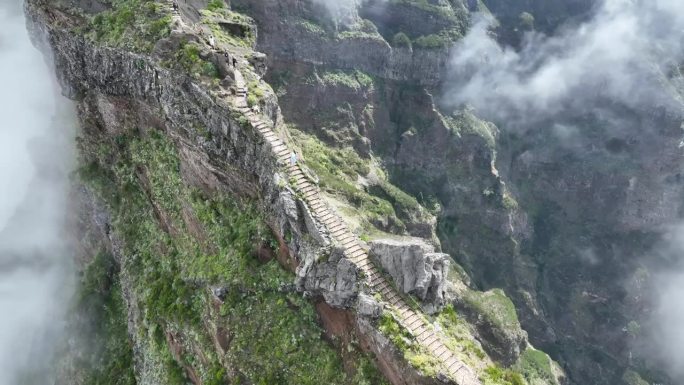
161;1;480;382
167;0;182;24
232;70;481;385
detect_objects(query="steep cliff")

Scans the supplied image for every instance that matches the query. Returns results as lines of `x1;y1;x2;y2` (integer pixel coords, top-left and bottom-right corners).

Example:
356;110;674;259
26;1;563;385
231;1;683;385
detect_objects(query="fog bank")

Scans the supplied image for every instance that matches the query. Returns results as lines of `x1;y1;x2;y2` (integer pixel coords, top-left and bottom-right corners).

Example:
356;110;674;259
445;0;684;127
442;0;684;381
0;2;76;384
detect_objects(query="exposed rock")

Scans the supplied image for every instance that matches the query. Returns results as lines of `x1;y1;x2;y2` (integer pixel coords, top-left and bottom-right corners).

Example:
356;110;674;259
369;238;449;313
233;0;453;85
357;293;383;318
211;286;229;301
298;246;360;308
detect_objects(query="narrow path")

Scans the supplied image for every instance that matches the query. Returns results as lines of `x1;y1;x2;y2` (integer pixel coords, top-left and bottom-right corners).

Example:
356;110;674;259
232;70;481;385
161;2;480;382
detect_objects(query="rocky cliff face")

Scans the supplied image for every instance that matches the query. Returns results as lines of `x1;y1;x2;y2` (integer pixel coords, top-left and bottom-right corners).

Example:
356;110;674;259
233;0;683;384
29;0;669;384
25;1;563;385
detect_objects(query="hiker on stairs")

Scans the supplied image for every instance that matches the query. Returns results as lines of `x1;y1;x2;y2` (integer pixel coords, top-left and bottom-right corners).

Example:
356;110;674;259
289;151;298;167
208;35;216;49
172;1;178;12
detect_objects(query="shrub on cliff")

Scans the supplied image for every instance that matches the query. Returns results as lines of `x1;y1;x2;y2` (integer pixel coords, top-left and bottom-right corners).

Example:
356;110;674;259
392;32;412;48
413;33;449;49
207;0;225;12
89;0;170;52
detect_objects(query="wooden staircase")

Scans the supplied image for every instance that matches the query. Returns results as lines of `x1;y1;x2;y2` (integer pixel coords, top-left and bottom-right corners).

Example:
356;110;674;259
232;69;481;385
160;1;480;382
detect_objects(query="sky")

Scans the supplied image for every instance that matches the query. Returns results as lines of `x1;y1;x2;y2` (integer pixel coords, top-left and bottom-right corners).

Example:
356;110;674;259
0;2;75;384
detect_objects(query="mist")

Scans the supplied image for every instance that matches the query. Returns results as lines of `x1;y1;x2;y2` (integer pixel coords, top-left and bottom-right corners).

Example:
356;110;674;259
312;0;386;25
0;2;76;384
444;0;684;127
442;0;684;381
645;224;684;379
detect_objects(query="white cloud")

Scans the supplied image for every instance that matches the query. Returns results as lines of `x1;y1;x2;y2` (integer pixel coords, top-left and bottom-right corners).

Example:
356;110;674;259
444;0;684;126
444;0;684;380
0;3;76;384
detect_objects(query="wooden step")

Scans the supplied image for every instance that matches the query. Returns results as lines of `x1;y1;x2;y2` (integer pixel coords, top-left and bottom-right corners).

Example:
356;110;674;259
438;349;452;360
427;340;443;352
447;361;463;372
407;316;423;329
433;345;448;357
416;329;431;342
346;244;362;255
349;249;365;259
329;223;345;232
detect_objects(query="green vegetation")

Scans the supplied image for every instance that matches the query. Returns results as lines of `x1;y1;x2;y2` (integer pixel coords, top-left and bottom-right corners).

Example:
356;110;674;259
414;34;450;49
311;70;375;91
436;305;487;364
247;80;265;99
295;18;327;36
79;127;386;384
502;191;519;210
173;43;219;78
199;8;256;48
378;311;441;377
389;0;462;20
622;370;649;385
207;0;225;12
519;12;535;31
444;109;498;149
482;365;525;385
464;289;520;334
88;0;171;52
290;129;408;234
514;348;559;385
626;320;641;338
392;32;412;48
74;251;137;385
371;180;423;218
337;20;385;41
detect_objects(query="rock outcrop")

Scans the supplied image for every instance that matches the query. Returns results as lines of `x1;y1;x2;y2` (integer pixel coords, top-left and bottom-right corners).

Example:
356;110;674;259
370;238;450;313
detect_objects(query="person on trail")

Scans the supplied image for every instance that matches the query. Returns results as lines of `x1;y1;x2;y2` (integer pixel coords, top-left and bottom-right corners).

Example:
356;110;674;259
232;57;237;67
224;51;230;65
289;151;298;167
172;1;178;11
208;35;215;49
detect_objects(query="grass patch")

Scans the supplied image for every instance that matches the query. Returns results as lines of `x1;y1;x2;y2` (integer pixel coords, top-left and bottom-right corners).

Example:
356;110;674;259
482;365;525;385
444;109;498;149
392;32;412;48
464;289;520;334
514;348;559;385
200;8;255;48
294;17;327;36
290;128;406;233
172;43;219;79
378;311;441;378
207;0;225;12
88;0;171;52
414;33;450;49
310;70;375;91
